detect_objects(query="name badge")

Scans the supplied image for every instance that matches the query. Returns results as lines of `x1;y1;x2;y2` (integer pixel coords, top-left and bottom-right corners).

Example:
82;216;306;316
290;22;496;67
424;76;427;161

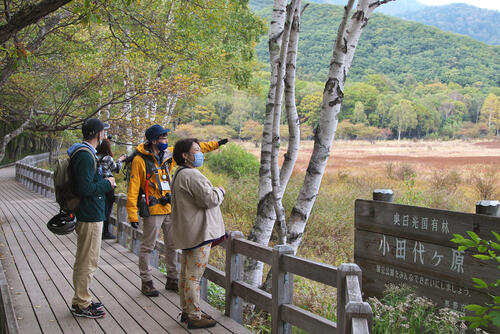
161;181;171;191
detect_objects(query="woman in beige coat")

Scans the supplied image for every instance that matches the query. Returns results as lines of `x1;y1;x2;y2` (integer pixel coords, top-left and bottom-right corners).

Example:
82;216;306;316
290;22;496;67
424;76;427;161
171;138;226;329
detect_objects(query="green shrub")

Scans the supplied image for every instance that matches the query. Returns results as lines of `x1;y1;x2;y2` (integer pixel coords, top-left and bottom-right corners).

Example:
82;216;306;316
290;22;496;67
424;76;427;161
205;142;259;178
451;231;500;330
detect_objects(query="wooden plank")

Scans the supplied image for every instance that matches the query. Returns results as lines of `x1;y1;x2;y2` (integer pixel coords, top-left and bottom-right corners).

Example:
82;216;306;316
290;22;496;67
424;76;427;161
355;199;500;247
225;232;244;324
351;318;370;334
1;182;108;334
272;245;294;334
281;254;338;287
346;275;362;303
232;281;272;313
100;242;222;334
280;304;336;334
15;193;152;334
0;225;40;333
3;208;84;334
3;182;128;333
104;241;248;334
100;240;237;334
233;239;272;265
0;237;20;334
95;245;191;333
0;202;63;333
204;265;226;289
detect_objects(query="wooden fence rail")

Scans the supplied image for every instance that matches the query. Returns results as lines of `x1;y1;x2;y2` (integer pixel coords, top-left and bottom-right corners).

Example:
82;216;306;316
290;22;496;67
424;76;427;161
15;157;373;334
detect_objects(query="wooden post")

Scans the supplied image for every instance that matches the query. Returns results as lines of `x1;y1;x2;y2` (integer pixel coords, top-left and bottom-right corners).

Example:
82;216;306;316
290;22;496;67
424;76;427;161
41;173;46;197
337;263;362;334
200;276;208;302
272;245;294;334
225;231;244;324
116;194;128;245
345;301;372;334
372;189;393;202
476;200;500;217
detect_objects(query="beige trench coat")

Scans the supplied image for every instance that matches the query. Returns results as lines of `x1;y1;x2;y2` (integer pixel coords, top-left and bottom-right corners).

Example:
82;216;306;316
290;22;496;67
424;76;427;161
171;167;225;249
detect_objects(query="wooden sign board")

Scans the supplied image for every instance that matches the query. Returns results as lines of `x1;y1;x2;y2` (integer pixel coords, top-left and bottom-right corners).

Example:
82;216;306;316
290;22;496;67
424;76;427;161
354;199;500;313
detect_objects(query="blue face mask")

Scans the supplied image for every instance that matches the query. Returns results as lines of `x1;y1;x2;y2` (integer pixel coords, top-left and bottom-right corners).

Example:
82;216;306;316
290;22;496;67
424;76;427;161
157;142;168;151
192;152;204;167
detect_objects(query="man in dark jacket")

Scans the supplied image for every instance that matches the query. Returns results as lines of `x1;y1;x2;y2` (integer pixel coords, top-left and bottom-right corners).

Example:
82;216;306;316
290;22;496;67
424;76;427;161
69;118;115;319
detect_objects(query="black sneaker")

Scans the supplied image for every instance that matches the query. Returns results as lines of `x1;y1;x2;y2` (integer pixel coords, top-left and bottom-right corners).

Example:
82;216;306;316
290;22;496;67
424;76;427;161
71;301;103;312
72;304;106;319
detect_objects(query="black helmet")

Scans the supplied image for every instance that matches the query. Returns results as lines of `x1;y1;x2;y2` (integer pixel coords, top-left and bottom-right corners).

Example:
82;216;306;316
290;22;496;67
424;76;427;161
47;212;77;235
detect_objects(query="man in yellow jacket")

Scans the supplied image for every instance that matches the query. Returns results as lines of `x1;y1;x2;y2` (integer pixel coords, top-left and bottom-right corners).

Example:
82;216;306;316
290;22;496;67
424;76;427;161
126;124;227;296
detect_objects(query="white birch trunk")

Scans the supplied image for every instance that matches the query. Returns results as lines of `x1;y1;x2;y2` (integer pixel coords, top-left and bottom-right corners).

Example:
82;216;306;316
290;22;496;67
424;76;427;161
280;1;302;197
242;0;288;287
286;0;392;253
271;0;300;245
163;94;178;127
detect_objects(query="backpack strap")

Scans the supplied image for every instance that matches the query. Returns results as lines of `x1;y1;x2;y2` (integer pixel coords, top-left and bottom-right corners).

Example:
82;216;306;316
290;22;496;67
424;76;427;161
70;146;97;173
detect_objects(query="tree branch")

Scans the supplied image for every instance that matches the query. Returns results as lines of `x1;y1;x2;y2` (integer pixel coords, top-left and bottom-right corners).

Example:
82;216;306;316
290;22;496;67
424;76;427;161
0;0;71;44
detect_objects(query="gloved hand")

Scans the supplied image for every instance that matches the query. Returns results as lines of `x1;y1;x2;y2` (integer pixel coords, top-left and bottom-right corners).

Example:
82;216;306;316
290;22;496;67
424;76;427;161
130;222;139;229
218;138;228;146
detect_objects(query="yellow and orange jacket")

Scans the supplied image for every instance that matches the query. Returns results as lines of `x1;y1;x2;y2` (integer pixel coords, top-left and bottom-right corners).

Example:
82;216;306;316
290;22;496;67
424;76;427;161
126;141;220;222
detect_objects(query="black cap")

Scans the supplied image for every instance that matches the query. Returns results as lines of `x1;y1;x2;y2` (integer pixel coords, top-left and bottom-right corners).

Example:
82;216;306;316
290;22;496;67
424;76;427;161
82;118;110;139
145;124;170;141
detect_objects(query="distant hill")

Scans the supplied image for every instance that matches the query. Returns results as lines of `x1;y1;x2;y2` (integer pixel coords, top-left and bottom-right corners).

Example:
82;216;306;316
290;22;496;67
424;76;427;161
399;3;500;45
254;3;500;86
250;1;500;46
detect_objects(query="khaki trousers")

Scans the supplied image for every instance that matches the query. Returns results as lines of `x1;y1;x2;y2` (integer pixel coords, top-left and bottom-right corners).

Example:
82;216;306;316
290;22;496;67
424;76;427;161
139;214;178;282
72;221;103;309
179;244;211;319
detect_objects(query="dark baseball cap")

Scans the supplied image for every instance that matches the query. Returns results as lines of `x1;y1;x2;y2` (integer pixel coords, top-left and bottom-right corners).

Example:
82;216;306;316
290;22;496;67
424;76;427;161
82;118;110;138
145;124;170;141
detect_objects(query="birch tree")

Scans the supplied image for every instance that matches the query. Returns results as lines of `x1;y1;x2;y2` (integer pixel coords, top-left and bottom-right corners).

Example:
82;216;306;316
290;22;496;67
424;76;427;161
244;0;395;288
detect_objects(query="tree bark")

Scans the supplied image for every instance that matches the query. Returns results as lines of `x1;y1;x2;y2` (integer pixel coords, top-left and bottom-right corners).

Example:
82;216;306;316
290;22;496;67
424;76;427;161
270;0;300;245
286;0;394;253
280;2;303;198
0;109;36;163
243;0;288;287
0;0;71;45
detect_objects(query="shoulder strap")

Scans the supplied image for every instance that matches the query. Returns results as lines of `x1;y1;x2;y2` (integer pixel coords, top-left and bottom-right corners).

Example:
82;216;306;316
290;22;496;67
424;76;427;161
137;152;156;178
70;146;97;172
171;166;188;192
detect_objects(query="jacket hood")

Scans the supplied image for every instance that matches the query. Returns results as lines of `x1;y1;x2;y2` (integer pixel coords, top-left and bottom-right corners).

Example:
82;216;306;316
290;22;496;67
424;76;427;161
136;143;154;157
67;142;97;157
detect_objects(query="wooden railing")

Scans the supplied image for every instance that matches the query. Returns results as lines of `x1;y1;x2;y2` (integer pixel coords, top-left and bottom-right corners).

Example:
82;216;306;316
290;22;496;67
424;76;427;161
15;153;55;200
15;161;373;334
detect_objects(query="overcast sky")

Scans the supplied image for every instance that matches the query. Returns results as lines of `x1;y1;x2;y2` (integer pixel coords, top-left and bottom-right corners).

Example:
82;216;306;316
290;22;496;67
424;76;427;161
418;0;500;11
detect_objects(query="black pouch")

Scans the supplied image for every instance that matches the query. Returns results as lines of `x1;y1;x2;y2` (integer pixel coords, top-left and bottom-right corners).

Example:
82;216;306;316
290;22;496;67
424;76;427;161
138;195;151;218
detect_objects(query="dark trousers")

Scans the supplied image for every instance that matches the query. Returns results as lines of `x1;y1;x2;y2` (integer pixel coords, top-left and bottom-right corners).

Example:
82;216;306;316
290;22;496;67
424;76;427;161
103;188;115;234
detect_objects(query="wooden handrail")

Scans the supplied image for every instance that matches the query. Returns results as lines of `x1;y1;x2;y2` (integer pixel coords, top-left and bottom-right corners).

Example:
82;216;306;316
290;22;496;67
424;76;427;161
14;160;372;334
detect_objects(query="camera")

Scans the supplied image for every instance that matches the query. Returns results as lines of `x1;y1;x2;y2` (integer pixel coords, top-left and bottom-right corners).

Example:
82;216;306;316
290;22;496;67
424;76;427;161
159;193;171;205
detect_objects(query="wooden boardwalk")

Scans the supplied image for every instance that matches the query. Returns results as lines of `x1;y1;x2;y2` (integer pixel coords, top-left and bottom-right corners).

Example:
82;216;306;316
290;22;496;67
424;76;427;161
0;166;250;334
